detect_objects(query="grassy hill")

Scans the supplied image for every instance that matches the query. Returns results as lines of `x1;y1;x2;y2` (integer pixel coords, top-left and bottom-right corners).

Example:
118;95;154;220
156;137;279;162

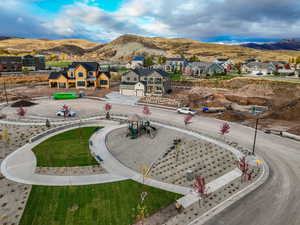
0;34;299;62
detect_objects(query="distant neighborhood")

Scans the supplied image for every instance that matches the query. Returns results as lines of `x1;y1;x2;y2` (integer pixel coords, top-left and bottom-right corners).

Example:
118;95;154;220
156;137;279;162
1;53;300;97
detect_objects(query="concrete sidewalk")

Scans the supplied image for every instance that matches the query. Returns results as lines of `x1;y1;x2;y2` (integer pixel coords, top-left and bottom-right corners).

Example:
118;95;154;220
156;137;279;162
1;122;127;186
90;125;193;195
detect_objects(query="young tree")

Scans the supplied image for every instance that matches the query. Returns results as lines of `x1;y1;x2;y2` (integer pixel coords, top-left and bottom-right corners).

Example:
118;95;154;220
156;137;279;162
17;107;26;117
184;114;193;126
104;103;112;119
190;55;199;62
1;128;11;152
62;104;70;118
143;57;154;67
219;122;230;136
237;157;252;182
193;176;210;206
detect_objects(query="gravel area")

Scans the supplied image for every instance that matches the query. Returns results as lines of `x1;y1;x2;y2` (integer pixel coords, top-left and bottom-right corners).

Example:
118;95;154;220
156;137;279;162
35;165;106;176
106;126;200;172
0;124;52;225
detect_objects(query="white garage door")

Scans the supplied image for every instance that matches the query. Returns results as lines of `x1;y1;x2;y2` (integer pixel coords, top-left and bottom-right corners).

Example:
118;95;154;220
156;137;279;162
136;89;144;97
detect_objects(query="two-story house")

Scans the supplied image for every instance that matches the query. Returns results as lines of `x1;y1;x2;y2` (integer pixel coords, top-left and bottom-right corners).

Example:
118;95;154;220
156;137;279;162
48;62;110;89
120;68;171;97
164;58;188;72
184;61;225;77
214;58;233;72
126;57;145;69
0;56;22;72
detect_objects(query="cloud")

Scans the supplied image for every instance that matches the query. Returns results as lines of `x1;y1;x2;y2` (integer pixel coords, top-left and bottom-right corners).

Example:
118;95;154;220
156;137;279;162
1;0;300;42
0;0;54;38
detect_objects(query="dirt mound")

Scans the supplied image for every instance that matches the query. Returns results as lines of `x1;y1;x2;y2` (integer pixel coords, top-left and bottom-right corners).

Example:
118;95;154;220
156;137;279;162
224;95;270;106
11;100;37;108
268;98;300;121
217;111;248;122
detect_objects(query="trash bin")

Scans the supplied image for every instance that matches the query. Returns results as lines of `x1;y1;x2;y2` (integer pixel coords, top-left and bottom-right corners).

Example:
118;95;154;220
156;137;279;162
186;170;194;181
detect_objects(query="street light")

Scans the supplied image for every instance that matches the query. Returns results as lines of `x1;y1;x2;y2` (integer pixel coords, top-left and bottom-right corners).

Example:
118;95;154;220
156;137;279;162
251;106;266;155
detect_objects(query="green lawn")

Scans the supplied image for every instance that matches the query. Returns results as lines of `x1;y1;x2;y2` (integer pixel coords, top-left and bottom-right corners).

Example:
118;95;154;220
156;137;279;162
32;127;102;167
46;61;72;68
19;180;182;225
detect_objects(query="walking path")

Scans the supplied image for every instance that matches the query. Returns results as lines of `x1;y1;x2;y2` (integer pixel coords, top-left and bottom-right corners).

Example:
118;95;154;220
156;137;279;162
0;121;127;186
178;168;242;208
90;123;245;197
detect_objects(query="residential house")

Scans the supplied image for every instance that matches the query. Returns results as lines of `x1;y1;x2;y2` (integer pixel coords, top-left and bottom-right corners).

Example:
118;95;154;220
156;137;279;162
244;58;260;64
126;57;145;69
0;56;22;72
164;58;188;72
48;62;110;89
120;68;171;97
184;61;225;77
241;62;276;75
22;55;46;71
214;58;233;72
276;63;295;75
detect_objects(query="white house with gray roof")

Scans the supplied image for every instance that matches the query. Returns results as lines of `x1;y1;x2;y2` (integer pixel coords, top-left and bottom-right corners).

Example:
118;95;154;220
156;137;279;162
184;61;225;77
120;68;171;97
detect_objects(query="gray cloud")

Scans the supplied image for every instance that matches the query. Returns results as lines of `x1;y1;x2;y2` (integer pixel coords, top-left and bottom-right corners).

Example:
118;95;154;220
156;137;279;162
1;0;300;42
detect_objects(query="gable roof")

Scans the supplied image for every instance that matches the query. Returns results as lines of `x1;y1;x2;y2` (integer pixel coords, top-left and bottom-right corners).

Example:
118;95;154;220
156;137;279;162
48;71;67;79
97;71;111;79
132;68;171;77
0;56;22;63
132;57;145;61
166;58;186;62
70;62;99;71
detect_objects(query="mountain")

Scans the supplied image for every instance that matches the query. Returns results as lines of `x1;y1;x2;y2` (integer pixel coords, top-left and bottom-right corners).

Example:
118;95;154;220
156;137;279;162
0;38;102;55
241;39;300;51
0;34;299;62
84;34;300;62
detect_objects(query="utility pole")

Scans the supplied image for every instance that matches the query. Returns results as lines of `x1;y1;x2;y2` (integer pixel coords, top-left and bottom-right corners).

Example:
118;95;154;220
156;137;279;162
3;80;8;105
252;117;259;155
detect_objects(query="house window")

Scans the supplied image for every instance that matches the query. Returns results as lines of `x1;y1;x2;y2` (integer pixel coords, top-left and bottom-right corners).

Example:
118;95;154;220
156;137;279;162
127;77;130;81
88;71;94;76
78;72;84;77
100;80;108;85
70;72;74;77
155;78;162;83
134;77;137;81
77;81;85;87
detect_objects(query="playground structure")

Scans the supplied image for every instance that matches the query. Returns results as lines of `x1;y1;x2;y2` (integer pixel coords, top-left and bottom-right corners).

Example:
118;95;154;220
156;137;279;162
127;114;157;139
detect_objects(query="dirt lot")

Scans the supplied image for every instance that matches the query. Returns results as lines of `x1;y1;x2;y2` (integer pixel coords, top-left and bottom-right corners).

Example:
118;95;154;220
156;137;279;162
1;77;299;135
0;83;118;102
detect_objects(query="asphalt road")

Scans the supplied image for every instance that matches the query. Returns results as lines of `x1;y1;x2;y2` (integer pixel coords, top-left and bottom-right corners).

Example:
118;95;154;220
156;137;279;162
101;102;300;225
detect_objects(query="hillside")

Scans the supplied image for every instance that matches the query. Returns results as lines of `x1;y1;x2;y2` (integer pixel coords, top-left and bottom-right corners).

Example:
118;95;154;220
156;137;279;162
84;34;300;62
0;34;299;62
241;39;300;51
0;38;102;55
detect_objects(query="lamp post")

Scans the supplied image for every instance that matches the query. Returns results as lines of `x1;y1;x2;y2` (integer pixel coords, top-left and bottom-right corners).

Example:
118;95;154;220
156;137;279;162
252;117;259;155
3;81;8;105
251;106;266;155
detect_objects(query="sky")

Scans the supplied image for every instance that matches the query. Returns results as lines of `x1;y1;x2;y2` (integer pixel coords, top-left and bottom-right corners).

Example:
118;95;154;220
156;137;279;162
1;0;300;44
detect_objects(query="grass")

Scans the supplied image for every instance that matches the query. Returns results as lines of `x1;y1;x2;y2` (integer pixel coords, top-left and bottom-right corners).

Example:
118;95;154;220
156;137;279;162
46;61;72;68
205;75;237;80
32;127;102;167
19;180;182;225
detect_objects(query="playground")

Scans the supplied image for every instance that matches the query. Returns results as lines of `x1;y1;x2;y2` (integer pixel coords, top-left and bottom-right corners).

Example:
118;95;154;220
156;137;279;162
0;97;267;225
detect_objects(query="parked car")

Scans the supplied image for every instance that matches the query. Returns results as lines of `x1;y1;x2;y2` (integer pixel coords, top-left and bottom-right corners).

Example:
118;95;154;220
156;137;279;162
177;107;196;115
56;110;76;117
